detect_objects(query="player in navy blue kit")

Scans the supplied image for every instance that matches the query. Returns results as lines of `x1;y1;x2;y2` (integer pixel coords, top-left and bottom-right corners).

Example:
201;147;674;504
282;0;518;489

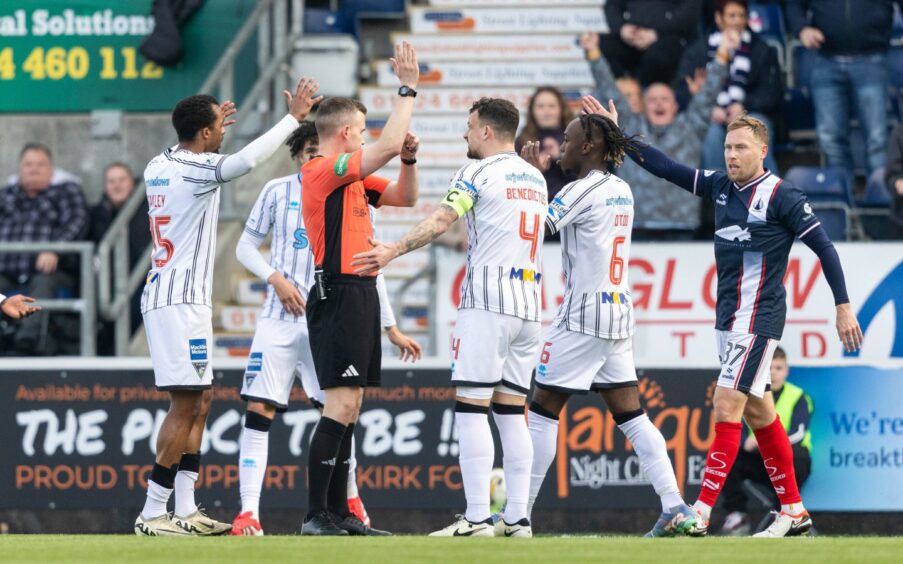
583;97;863;537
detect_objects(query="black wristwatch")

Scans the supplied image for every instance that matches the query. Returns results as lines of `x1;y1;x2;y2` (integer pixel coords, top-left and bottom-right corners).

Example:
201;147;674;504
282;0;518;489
398;85;417;98
401;157;417;165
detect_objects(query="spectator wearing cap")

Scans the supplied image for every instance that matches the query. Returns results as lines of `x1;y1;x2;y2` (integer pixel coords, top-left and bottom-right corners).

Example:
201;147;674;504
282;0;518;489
87;162;151;354
601;0;704;86
0;143;88;354
676;0;783;174
786;0;898;176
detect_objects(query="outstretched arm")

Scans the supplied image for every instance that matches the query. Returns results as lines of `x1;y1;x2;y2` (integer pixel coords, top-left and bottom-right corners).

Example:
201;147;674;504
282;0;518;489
799;225;862;352
219;78;322;182
378;133;421;207
351;205;459;275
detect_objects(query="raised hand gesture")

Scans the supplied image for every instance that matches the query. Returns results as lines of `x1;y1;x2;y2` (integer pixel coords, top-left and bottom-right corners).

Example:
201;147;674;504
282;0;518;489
581;95;619;127
392;41;419;89
283;77;324;122
520;141;552;172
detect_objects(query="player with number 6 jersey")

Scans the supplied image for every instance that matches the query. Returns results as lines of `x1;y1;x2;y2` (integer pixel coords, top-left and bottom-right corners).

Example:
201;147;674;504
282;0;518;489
520;105;699;538
352;98;545;539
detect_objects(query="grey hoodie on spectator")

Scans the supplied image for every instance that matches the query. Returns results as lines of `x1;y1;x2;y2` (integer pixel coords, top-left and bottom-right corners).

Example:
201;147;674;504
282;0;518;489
589;55;727;230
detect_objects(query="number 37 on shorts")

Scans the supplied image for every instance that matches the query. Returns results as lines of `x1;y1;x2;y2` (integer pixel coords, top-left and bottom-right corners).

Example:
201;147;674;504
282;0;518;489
715;330;779;398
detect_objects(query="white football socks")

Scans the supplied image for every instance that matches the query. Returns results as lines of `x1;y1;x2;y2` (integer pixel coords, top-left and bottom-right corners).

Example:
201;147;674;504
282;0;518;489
493;405;533;524
239;427;269;518
174;469;199;518
618;413;684;512
347;438;359;499
455;409;495;523
526;407;559;520
142;480;173;520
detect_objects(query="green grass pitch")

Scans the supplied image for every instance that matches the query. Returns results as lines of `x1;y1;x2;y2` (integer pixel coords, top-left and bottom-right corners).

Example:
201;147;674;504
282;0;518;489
2;535;903;563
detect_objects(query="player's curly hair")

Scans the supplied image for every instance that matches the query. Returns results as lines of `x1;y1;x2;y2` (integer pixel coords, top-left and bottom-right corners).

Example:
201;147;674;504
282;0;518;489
172;94;219;141
286;121;319;159
579;114;641;167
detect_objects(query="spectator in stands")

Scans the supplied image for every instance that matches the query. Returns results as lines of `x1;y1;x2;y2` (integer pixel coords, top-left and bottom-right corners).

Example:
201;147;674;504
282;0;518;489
786;0;898;175
601;0;704;85
720;347;813;535
515;87;577;201
0;144;88;354
677;0;783;174
616;76;645;114
581;30;734;239
885;122;903;239
0;292;40;319
87;163;151;354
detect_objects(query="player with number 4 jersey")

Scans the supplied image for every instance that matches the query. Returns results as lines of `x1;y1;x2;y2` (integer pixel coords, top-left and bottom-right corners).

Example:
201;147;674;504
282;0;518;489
352;98;546;539
520;104;699;538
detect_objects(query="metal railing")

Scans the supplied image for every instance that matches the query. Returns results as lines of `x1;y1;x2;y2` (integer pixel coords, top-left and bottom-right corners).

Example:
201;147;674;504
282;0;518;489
0;241;95;355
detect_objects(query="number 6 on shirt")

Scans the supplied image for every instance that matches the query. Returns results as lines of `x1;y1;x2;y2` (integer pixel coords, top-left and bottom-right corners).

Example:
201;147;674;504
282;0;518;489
609;236;625;285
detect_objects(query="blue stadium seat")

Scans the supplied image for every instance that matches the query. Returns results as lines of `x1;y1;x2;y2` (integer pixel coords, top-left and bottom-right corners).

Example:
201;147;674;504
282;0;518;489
784;166;853;206
860;167;891;207
749;3;787;44
304;9;357;36
782;88;816;139
347;0;407;17
813;208;849;240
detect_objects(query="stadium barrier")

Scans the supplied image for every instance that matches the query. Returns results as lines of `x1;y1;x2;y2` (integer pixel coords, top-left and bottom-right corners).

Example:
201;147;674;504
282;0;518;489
3;358;900;512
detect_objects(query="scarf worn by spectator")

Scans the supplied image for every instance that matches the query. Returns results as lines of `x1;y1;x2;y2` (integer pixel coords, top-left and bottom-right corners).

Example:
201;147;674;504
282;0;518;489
707;29;752;108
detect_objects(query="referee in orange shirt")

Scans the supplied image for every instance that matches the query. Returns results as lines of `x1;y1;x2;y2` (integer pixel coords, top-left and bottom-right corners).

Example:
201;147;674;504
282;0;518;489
299;42;421;536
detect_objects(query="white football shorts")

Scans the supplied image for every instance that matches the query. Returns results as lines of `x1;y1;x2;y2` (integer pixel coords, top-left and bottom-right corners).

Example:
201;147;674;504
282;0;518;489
144;304;214;391
535;323;638;394
450;308;542;400
715;330;779;398
240;317;321;410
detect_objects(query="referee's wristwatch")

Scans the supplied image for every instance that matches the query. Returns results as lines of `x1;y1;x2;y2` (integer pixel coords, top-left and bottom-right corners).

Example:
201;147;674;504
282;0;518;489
398;85;417;98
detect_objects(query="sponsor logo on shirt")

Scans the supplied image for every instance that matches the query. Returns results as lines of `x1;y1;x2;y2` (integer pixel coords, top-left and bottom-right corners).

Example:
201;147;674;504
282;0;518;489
715;225;752;242
717;193;728;206
605;196;633;206
334;153;352;176
548;197;567;220
600;292;630;305
289;200;300;210
247;351;262;372
510;268;542;283
505;172;545;186
452;179;478;198
146;177;170;187
293;228;309;250
189;338;208;380
704;170;716;177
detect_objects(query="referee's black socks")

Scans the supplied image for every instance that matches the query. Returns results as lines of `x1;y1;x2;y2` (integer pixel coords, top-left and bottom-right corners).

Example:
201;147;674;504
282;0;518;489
327;423;355;518
306;416;347;520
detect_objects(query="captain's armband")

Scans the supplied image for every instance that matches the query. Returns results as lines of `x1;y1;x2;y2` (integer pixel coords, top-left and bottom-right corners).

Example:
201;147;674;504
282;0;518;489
441;179;478;217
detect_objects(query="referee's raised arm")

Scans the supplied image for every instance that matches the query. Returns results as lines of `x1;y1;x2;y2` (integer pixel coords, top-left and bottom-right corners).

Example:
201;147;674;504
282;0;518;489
359;42;420;178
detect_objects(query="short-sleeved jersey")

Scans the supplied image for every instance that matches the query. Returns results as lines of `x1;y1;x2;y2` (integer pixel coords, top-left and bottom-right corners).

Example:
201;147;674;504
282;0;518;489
300;150;390;276
244;173;315;323
547;170;635;339
141;146;226;314
451;152;548;322
692;169;821;339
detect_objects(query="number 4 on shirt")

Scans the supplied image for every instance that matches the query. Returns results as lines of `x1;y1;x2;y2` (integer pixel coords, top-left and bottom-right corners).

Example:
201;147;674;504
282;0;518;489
519;212;541;263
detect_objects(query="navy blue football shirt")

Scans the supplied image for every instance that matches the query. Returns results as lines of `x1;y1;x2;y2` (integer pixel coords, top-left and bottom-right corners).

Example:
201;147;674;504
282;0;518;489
692;169;821;339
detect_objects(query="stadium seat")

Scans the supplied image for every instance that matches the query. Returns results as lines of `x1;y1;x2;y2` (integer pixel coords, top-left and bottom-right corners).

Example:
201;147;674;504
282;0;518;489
784;166;853;206
347;0;407;17
812;208;849;240
304;8;357;36
749;3;787;45
782;88;816;140
857;168;891;239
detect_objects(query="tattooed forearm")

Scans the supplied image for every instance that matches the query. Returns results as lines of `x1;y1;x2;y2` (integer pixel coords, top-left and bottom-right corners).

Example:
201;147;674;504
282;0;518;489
395;204;459;256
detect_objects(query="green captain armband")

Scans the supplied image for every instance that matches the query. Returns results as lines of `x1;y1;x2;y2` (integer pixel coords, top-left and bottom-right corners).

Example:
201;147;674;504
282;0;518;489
442;179;478;217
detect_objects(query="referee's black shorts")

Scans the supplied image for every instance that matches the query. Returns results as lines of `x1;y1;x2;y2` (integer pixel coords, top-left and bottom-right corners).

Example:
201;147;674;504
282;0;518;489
306;274;381;390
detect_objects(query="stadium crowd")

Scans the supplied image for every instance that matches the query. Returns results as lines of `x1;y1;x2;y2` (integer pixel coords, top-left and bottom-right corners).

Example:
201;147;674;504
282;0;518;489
2;0;901;359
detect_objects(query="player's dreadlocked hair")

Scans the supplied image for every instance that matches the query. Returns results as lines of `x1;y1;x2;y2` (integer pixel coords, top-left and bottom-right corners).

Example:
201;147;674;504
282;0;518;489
578;113;642;167
286;121;318;159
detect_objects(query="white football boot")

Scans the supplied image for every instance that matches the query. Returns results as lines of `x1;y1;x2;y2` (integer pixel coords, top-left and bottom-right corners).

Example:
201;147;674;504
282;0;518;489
753;510;812;537
172;507;232;536
429;514;495;537
494;518;532;538
134;513;191;537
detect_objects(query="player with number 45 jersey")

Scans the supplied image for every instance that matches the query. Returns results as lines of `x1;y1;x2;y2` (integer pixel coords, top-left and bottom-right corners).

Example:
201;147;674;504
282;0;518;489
520;101;700;538
352;98;546;539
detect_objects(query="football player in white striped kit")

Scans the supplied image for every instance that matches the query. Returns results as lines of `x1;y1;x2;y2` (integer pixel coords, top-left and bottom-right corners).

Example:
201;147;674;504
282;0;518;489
519;99;700;537
230;123;421;536
134;78;323;537
353;98;547;538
